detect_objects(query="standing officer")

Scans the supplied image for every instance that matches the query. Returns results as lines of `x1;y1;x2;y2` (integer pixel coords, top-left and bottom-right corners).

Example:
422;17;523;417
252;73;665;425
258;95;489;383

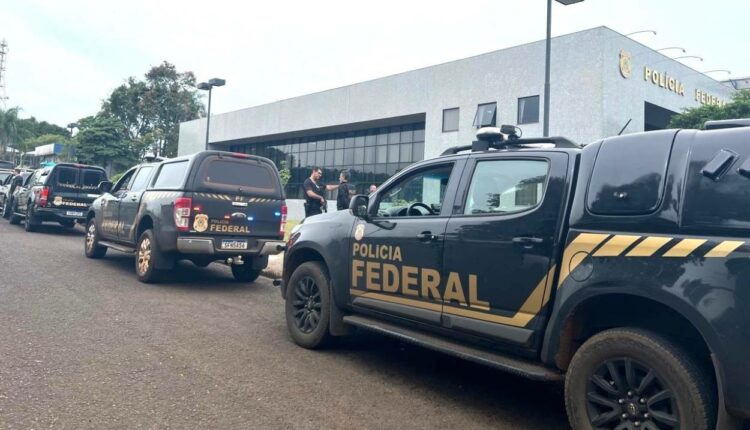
303;166;340;218
336;170;355;211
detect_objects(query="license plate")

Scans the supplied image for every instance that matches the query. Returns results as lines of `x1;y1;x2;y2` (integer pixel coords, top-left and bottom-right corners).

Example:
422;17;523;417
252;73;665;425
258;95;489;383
66;211;84;217
221;239;248;250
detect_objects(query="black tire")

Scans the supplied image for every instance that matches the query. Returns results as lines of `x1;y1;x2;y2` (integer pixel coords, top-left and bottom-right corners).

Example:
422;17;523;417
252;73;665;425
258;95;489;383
24;204;39;232
84;218;107;259
135;229;166;283
230;264;261;282
565;328;715;430
285;261;333;349
8;202;21;225
1;200;10;219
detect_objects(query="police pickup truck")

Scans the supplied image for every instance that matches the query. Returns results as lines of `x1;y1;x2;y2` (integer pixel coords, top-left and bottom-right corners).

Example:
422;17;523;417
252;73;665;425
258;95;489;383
282;122;750;429
85;151;287;283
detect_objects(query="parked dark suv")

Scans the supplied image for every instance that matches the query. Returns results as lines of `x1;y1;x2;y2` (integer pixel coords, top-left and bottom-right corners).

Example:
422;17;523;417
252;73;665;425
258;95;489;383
9;163;107;231
84;151;287;283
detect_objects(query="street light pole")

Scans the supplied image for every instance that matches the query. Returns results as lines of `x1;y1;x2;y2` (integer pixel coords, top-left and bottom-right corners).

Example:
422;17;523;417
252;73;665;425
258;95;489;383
197;78;226;151
543;0;583;137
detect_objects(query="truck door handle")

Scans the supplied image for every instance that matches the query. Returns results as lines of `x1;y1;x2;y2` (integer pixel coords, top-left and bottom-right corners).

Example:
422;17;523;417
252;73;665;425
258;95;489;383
512;236;544;248
416;232;438;242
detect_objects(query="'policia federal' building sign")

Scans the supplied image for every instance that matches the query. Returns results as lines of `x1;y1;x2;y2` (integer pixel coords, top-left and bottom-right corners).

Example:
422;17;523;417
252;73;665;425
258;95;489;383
620;50;727;106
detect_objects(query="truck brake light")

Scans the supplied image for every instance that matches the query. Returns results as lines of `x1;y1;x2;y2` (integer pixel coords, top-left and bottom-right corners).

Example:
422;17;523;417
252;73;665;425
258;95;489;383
174;197;192;232
39;187;49;207
279;204;287;239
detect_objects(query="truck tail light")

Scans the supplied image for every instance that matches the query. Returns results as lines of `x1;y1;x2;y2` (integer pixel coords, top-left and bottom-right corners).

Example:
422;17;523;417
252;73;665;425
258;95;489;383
174;197;192;232
39;187;49;207
279;204;288;239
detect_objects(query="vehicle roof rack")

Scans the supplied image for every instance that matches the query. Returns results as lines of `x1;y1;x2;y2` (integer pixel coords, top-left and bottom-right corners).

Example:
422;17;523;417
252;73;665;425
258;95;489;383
441;136;580;156
704;118;750;130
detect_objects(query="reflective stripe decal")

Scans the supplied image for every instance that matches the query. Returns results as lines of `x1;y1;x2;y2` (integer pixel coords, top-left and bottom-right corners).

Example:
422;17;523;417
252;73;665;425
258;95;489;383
626;236;672;257
705;240;744;258
663;238;707;257
594;235;641;257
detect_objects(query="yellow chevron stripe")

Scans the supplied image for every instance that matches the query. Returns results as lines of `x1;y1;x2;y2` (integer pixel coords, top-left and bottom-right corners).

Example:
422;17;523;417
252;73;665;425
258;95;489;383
557;233;610;288
350;290;442;311
663;239;706;257
594;235;641;257
626;236;672;257
705;240;744;258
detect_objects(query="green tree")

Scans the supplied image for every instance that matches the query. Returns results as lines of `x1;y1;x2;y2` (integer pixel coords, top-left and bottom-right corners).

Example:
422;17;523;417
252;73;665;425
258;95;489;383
76;115;134;169
279;160;291;187
102;61;204;159
669;89;750;129
0;107;23;161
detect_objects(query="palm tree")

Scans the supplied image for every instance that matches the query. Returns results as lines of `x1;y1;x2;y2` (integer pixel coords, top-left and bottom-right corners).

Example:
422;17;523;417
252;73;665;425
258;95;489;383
0;107;22;162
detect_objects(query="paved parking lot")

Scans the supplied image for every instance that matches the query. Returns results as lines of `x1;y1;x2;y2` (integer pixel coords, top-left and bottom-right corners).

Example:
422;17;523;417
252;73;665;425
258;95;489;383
0;220;569;429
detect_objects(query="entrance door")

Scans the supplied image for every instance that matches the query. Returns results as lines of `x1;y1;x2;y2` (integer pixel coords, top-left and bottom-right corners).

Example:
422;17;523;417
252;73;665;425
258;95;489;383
442;153;569;346
119;165;155;242
350;161;461;325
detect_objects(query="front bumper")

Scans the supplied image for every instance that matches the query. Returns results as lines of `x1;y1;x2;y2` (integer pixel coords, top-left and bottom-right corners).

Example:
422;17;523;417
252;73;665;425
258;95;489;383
176;237;286;256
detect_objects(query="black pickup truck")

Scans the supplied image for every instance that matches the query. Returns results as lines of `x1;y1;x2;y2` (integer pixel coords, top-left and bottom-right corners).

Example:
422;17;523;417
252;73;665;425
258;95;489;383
8;163;107;231
85;151;287;283
282;123;750;429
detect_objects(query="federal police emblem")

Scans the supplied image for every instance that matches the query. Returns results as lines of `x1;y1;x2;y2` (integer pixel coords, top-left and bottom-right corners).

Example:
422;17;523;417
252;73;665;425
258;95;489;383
354;223;365;241
193;214;209;232
53;196;63;206
619;50;632;79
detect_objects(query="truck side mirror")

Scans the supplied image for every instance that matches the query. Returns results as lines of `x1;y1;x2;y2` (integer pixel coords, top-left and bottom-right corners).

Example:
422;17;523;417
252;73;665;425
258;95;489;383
98;181;113;194
349;194;369;219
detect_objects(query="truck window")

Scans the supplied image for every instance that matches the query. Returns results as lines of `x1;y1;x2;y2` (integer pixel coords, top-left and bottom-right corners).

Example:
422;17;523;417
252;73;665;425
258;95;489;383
196;158;280;196
376;164;453;217
130;166;154;192
54;167;79;191
464;159;549;215
81;169;106;191
153;161;188;189
587;132;674;215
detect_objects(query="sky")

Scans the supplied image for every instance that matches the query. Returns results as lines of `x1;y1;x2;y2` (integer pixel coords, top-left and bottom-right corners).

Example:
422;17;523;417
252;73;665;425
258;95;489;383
1;0;748;127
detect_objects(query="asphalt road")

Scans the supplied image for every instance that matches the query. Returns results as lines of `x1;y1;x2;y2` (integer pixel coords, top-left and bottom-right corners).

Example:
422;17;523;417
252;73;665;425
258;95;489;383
0;219;569;429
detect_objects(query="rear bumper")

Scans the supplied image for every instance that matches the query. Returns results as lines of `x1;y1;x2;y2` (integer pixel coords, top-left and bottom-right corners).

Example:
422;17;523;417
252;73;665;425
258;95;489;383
176;237;286;256
35;207;87;222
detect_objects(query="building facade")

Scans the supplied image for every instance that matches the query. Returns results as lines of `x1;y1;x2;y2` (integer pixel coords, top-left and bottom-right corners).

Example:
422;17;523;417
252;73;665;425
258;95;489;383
178;26;735;199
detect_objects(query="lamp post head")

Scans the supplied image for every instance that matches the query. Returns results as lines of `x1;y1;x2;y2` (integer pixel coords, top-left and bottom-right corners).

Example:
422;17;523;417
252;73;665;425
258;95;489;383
67;122;78;129
197;82;211;91
555;0;584;4
208;78;226;87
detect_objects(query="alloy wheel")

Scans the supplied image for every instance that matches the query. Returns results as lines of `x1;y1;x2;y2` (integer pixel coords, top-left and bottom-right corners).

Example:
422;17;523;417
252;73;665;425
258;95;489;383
586;357;679;430
86;223;96;251
137;237;152;276
292;276;322;333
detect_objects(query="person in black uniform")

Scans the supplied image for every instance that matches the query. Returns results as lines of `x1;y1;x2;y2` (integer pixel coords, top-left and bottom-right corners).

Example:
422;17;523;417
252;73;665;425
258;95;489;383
303;166;341;218
336;170;355;211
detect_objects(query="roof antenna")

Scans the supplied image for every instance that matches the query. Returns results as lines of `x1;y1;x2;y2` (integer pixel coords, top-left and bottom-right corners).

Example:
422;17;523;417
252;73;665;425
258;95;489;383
618;119;632;136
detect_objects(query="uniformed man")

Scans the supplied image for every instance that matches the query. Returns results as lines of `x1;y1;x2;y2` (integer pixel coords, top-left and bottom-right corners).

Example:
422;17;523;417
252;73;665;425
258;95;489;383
336;170;355;211
303;166;340;218
369;184;377;194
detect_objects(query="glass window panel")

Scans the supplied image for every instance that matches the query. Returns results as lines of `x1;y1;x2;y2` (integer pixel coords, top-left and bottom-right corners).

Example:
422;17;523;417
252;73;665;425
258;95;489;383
334;138;345;149
325;139;335;150
354;148;365;165
325;150;334;166
442;108;460;132
376;146;387;164
309;141;318;153
413;142;425;161
473;102;497;127
345;136;355;148
400;126;413;143
388;129;401;144
518;95;540;124
386;163;398;176
315;150;325;167
355;136;365;147
334;149;344;166
400;143;413;162
364;146;375;164
388;144;400;163
365;134;377;146
413;127;425;142
344;148;355;165
376;131;388;145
